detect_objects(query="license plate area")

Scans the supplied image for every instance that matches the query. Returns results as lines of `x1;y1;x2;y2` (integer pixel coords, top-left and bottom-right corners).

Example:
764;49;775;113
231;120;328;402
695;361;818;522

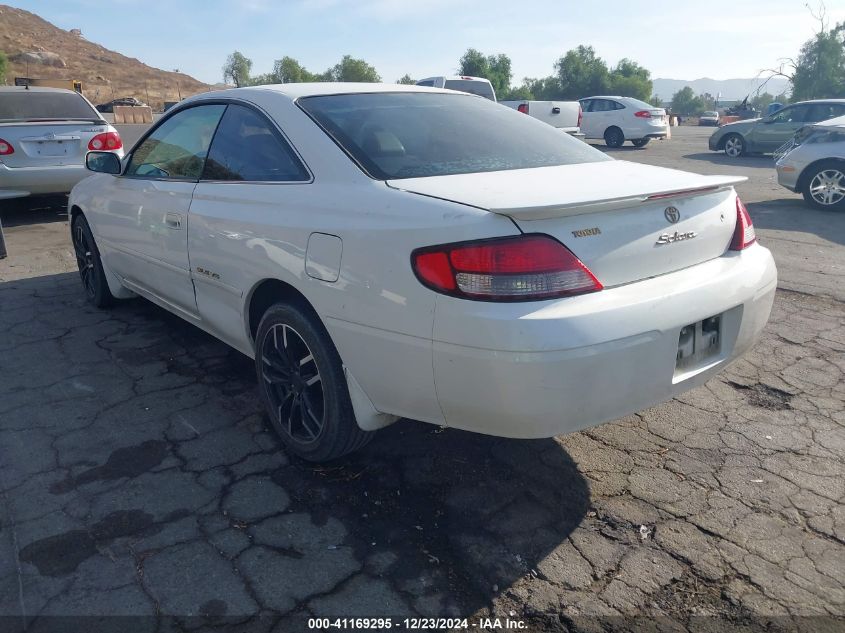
675;314;722;375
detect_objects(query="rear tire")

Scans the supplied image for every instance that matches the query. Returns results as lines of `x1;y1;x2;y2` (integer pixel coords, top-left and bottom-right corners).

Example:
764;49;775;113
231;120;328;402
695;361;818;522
631;138;650;148
71;214;113;308
801;161;845;211
723;134;745;158
604;127;625;148
255;302;374;461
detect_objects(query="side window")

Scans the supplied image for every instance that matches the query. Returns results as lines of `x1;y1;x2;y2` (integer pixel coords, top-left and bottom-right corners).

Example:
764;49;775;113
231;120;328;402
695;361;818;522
416;80;435;87
611;101;625;110
770;105;808;124
580;99;593;112
202;105;309;182
125;105;226;180
805;103;845;123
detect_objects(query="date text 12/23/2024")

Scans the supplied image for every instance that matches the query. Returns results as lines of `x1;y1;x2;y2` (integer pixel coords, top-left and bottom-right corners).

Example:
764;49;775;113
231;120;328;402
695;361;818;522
308;617;527;630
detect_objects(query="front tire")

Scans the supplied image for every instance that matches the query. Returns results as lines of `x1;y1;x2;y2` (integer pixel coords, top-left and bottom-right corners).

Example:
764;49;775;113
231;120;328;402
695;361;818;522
255;302;374;461
604;127;625;148
71;214;113;308
723;134;745;158
802;161;845;210
631;138;650;148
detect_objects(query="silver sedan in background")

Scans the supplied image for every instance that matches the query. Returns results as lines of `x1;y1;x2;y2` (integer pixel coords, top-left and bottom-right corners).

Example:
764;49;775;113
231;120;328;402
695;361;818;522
776;115;845;210
0;86;124;200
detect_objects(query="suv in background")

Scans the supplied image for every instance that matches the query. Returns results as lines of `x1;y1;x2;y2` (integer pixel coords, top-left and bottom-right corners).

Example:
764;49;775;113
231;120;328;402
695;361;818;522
0;86;123;200
578;96;668;148
416;76;496;102
709;99;845;157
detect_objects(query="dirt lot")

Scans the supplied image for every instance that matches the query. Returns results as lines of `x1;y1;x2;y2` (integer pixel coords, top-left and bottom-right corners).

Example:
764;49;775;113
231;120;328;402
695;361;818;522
0;126;843;632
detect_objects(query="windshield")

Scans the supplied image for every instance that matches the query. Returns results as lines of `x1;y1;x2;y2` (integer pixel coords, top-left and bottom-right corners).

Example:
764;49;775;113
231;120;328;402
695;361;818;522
0;91;100;121
298;92;610;180
703;111;718;117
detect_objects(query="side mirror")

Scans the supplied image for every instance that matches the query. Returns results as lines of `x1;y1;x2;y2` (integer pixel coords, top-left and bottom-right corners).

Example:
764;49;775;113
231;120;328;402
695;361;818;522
86;151;121;174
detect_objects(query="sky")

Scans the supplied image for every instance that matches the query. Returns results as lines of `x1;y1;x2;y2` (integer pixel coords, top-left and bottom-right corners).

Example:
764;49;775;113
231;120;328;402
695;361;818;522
6;0;845;87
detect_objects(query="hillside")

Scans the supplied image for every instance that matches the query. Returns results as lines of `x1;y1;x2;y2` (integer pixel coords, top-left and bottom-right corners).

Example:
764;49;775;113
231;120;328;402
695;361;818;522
0;4;212;109
652;77;791;102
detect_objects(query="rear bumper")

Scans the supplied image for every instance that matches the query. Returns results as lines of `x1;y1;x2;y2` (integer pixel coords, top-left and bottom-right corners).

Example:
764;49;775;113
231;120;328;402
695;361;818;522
625;122;669;140
0;163;92;197
431;243;777;438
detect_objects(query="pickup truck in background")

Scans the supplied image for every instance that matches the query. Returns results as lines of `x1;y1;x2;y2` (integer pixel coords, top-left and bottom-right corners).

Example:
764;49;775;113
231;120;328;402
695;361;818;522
501;100;583;137
416;76;497;101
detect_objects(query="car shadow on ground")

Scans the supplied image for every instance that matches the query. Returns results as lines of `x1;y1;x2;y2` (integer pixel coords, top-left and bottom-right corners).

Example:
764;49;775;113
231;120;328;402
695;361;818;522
681;152;775;168
1;196;69;227
746;198;845;247
1;272;591;621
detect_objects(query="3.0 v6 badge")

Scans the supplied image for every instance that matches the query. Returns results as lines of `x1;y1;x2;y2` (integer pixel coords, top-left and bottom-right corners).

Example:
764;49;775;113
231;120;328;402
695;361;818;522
656;230;697;245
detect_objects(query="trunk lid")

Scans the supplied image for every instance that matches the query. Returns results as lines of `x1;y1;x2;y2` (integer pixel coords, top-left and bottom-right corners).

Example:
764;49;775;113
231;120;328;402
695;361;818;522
388;161;746;287
0;121;108;167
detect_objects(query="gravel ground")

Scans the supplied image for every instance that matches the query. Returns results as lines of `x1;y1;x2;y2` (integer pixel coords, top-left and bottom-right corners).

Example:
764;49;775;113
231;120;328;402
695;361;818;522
0;126;843;632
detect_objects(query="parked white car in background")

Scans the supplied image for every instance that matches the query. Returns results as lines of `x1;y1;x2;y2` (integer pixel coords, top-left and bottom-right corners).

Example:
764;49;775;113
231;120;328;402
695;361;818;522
500;99;583;137
775;114;845;211
579;96;669;147
415;76;496;101
0;86;123;200
70;83;776;461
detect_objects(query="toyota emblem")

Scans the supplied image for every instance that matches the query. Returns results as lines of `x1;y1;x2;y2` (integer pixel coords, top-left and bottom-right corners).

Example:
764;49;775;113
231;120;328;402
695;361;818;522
664;206;680;224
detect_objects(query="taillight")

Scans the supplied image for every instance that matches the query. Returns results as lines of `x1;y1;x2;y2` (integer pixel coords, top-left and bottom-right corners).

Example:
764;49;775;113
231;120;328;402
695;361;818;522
730;196;756;251
634;110;652;118
577;104;583;128
517;103;528;114
0;138;14;155
88;131;123;151
411;234;603;301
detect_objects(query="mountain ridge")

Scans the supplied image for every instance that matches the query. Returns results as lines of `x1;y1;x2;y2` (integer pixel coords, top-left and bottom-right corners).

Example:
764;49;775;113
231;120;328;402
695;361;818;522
652;77;790;101
0;4;212;108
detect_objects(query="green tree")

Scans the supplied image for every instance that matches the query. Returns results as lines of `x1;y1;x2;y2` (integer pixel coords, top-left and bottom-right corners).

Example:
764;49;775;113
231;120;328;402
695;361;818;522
396;74;416;85
222;51;252;87
522;76;563;100
608;58;652;101
790;22;845;100
554;46;610;99
322;55;381;82
0;51;6;85
457;49;513;96
499;85;534;101
272;56;317;83
671;86;705;115
750;92;775;112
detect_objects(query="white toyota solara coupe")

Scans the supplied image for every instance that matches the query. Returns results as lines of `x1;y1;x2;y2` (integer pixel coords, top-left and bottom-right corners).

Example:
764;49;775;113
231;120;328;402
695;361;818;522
69;83;777;461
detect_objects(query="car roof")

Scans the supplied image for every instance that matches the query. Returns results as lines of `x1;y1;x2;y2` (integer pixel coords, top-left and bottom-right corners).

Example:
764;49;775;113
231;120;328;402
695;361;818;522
790;99;845;105
581;96;626;100
0;86;80;95
186;82;462;103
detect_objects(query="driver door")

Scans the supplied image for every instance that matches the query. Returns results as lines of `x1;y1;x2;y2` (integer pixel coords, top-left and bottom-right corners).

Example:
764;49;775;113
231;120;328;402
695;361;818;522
750;104;810;152
95;104;226;319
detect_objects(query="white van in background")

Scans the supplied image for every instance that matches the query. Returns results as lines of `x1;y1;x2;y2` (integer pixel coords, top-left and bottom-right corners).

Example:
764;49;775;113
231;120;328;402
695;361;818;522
501;100;583;137
416;76;496;102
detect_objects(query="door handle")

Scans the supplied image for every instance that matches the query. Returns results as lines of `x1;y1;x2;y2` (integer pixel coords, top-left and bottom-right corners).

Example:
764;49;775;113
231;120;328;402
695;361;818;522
165;213;182;230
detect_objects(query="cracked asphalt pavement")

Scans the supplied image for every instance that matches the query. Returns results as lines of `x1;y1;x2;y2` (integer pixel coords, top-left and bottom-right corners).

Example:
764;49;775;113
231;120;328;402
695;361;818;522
0;127;843;631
